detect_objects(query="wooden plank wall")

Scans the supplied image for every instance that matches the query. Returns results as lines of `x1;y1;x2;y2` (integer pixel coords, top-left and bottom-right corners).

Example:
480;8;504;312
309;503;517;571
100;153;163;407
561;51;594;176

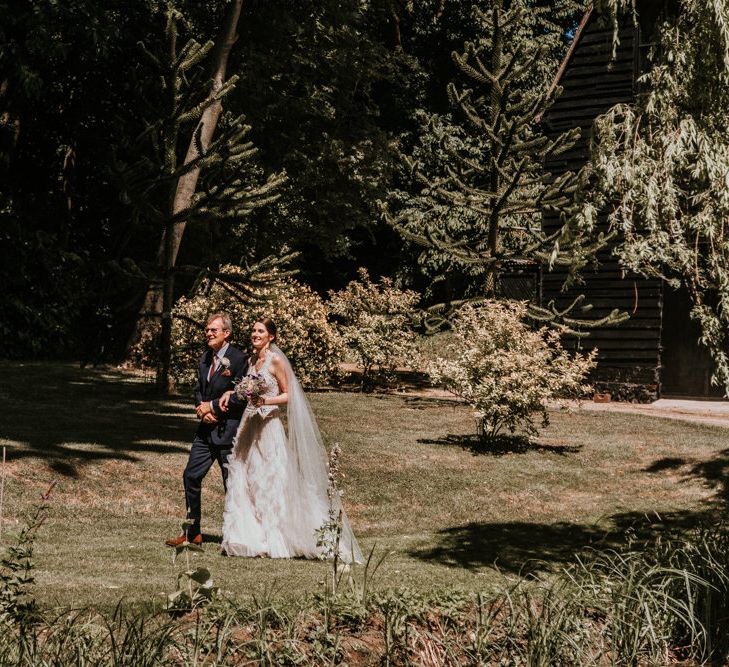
542;15;662;391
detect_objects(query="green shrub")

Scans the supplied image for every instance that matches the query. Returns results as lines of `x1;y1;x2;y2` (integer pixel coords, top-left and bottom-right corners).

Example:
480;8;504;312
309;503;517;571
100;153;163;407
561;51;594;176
427;301;596;439
171;267;343;388
328;268;420;390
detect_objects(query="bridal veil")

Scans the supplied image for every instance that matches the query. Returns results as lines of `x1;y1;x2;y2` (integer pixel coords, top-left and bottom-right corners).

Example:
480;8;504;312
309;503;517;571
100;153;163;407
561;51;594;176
271;344;363;563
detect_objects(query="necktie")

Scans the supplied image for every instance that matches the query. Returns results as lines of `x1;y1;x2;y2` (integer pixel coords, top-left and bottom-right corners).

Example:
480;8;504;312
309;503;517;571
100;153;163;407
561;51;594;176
208;355;217;382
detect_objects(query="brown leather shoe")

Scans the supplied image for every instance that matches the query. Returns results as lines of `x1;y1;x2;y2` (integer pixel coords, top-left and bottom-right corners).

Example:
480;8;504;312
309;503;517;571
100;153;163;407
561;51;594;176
165;533;203;547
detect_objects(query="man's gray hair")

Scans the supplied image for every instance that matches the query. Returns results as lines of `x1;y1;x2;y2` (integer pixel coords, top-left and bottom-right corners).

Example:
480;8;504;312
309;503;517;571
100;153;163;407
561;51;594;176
207;312;233;332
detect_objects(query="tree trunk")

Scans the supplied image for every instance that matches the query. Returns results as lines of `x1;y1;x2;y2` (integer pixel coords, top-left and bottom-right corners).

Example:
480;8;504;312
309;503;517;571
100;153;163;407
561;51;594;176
157;217;176;393
132;0;245;389
167;0;244;266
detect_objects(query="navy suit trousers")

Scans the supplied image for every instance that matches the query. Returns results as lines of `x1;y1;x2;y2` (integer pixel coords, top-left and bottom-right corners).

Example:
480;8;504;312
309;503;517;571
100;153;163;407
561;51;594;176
183;434;233;536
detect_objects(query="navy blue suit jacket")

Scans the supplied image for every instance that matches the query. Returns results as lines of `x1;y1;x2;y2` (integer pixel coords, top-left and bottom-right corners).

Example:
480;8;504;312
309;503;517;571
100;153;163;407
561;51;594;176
194;344;249;446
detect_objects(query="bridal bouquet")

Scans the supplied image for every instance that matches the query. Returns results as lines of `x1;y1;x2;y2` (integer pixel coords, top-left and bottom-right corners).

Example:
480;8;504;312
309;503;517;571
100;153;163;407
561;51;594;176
235;373;268;402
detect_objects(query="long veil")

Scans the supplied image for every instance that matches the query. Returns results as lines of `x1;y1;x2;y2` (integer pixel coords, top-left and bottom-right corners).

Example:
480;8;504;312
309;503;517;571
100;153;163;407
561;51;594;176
271;344;363;564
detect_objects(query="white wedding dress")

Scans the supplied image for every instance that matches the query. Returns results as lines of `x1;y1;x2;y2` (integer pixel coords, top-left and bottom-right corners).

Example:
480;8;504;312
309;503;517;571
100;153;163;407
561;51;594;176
221;348;361;562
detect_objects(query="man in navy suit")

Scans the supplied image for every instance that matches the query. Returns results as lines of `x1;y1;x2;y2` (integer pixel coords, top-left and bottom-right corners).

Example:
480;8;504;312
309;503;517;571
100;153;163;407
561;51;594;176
166;312;249;546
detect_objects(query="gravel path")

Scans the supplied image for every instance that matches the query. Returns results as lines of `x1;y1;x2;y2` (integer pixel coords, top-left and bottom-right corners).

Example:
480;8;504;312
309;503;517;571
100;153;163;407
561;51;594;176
343;365;729;429
574;398;729;429
397;387;729;429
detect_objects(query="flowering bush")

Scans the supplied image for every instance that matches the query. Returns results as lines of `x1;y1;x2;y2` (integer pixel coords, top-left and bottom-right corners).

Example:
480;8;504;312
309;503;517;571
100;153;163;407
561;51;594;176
125;318;162;372
428;301;597;439
328;268;420;390
171;266;343;388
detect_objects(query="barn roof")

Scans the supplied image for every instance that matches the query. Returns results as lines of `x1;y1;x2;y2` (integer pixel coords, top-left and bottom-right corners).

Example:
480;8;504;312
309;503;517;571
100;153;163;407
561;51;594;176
544;4;595;104
545;0;672;102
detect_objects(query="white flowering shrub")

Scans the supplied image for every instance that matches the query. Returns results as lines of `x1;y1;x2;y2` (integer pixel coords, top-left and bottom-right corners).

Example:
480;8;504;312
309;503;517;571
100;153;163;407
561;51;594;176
328;268;420;390
171;266;343;388
126;318;162;372
428;301;597;439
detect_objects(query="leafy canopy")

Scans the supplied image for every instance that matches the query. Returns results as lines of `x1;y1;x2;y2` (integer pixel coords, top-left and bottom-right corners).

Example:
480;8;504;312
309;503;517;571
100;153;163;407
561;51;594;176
383;0;592;291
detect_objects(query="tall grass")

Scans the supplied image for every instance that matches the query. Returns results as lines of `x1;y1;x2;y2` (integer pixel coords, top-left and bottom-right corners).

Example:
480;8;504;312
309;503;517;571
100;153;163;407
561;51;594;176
2;525;729;664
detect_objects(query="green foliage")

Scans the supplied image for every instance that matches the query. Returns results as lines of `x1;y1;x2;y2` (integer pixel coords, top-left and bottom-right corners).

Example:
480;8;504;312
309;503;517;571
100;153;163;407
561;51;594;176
171;265;343;388
328;268;420;390
0;1;137;360
0;481;55;627
114;7;286;236
428;301;596;439
232;0;402;270
166;525;217;613
584;0;729;394
0;0;603;357
382;0;596;291
0;518;38;626
314;544;391;639
113;6;286;389
0;210;87;358
3;477;729;665
571;527;729;664
315;444;345;565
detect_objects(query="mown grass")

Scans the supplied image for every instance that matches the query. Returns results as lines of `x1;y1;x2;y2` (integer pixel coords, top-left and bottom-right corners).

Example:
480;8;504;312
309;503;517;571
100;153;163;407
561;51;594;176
1;361;728;611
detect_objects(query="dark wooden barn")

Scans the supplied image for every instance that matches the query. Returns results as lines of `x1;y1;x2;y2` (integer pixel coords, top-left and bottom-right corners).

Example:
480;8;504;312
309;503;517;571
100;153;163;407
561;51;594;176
540;0;722;399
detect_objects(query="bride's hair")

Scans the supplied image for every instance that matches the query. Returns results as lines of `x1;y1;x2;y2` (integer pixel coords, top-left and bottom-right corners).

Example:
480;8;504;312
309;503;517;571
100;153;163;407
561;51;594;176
257;317;277;341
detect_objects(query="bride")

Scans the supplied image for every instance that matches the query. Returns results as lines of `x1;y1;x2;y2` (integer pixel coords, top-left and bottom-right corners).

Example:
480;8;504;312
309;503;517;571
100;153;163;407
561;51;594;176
218;318;361;562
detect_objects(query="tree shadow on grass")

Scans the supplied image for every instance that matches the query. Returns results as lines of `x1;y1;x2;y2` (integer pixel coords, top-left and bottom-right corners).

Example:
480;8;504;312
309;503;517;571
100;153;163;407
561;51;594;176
409;509;714;575
418;433;582;457
0;362;195;477
645;449;729;505
415;446;729;575
402;396;462;410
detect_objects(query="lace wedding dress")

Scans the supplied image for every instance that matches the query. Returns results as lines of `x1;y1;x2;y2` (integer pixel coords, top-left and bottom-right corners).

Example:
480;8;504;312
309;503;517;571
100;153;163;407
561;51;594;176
221;347;361;562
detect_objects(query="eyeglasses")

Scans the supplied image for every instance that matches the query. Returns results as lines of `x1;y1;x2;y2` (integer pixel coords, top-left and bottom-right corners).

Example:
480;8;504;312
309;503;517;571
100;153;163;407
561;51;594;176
205;327;220;333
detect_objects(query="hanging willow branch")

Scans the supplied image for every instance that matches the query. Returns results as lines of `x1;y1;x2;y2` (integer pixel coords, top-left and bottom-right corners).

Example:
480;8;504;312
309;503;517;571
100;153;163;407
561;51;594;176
581;0;729;393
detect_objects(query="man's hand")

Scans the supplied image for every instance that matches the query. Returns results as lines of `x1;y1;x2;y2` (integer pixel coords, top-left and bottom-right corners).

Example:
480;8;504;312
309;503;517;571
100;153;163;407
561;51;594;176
196;402;214;419
201;413;218;424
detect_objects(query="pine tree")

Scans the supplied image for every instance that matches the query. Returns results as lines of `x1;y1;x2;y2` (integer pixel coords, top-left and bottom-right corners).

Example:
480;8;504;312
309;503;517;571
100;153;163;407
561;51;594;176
382;0;625;332
113;8;287;392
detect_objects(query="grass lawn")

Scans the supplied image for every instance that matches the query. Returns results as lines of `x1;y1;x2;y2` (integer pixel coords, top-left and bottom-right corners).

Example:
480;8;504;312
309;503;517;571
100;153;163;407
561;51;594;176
1;361;728;611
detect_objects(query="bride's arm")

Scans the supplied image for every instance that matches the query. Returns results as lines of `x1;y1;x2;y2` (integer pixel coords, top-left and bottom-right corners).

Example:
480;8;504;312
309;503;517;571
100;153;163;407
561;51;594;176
218;390;234;411
257;356;288;407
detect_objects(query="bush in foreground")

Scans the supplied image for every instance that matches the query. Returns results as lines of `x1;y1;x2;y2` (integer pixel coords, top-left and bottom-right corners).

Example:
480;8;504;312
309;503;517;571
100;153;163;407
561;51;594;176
4;519;729;665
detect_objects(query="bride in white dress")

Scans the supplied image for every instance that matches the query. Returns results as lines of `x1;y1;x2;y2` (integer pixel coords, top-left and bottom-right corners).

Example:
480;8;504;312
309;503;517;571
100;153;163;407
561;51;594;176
219;318;361;562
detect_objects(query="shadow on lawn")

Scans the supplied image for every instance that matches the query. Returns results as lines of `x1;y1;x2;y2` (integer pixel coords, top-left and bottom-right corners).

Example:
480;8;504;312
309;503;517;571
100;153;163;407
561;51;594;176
0;362;193;477
410;509;715;574
416;446;729;574
418;433;582;457
645;449;729;505
402;396;462;409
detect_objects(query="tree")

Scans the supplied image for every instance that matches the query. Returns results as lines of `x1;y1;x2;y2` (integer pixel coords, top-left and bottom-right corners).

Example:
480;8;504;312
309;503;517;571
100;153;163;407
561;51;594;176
226;0;410;287
133;0;247;327
381;0;622;332
115;8;285;392
0;0;156;359
583;0;729;393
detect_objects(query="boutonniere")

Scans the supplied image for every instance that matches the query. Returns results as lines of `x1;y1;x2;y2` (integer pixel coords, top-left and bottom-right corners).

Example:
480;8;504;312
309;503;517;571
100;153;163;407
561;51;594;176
221;357;232;376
